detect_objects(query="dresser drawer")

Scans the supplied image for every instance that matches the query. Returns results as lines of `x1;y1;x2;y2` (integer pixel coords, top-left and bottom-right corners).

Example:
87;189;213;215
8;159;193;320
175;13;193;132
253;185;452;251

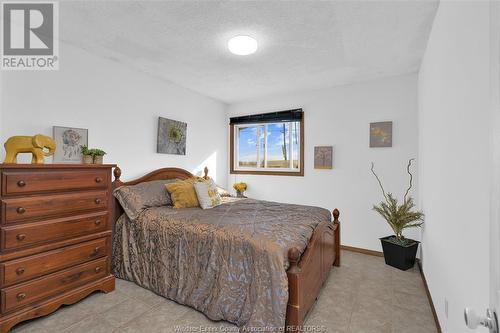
1;170;108;196
1;238;107;286
1;190;108;224
1;257;107;313
1;212;107;250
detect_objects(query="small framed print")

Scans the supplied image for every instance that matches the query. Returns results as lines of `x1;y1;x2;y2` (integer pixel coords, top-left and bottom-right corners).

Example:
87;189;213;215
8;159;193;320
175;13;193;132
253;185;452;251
370;121;393;148
157;117;187;155
314;146;333;169
53;126;88;163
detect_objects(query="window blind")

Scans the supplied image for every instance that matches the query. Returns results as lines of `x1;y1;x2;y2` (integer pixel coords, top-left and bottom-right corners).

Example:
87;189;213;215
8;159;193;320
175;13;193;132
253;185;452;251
229;109;303;125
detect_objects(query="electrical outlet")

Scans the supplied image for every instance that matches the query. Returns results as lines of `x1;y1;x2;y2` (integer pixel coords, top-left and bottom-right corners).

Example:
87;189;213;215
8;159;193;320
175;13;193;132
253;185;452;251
445;298;449;318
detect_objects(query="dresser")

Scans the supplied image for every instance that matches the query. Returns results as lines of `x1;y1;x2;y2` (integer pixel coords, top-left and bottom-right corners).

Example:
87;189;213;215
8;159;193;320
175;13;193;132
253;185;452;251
0;164;116;332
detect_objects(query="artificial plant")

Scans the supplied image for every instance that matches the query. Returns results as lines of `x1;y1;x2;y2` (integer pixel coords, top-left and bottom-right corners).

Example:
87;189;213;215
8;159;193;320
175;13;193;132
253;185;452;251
371;158;424;245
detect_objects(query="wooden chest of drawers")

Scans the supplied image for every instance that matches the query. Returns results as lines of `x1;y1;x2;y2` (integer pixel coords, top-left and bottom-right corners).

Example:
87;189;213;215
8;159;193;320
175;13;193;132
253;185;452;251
0;164;116;333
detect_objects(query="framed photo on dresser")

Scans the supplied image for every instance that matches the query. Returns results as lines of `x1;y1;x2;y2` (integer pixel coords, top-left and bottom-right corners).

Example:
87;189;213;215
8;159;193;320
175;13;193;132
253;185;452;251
53;126;88;163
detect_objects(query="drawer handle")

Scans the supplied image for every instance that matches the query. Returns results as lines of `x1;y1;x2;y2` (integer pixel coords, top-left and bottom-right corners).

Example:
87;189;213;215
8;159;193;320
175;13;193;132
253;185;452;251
16;293;26;301
16;234;26;241
17;180;26;187
95;198;102;204
95;266;102;273
16;267;25;275
16;207;26;214
95;219;102;226
95;177;102;183
91;247;100;256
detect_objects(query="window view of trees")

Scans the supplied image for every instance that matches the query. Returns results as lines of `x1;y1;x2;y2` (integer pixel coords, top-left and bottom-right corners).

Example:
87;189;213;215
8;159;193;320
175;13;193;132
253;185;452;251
236;121;300;171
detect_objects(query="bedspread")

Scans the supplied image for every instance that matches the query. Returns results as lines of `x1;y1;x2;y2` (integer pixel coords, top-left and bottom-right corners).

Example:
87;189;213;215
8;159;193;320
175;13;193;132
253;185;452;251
112;198;331;330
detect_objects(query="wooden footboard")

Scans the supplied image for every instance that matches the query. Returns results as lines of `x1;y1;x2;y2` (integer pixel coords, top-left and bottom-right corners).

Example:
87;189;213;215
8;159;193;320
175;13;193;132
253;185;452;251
285;209;340;330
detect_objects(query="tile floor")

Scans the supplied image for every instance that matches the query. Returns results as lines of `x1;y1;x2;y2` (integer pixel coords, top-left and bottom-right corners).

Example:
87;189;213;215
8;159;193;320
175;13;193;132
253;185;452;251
9;250;438;333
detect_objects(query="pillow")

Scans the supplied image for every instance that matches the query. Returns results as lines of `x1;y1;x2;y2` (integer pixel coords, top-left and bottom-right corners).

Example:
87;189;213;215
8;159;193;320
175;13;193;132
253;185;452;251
194;179;222;209
165;178;205;209
113;179;177;221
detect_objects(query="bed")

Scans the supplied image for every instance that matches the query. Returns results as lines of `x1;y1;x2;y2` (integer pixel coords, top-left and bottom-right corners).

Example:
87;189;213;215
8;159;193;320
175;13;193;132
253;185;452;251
111;166;340;331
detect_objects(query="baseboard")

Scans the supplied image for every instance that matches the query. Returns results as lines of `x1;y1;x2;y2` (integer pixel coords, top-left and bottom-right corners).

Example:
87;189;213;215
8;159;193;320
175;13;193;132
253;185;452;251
340;245;384;257
417;260;443;333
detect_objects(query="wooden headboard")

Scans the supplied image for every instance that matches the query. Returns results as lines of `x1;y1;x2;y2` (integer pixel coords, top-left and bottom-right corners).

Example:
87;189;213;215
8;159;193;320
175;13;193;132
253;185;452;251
111;165;209;222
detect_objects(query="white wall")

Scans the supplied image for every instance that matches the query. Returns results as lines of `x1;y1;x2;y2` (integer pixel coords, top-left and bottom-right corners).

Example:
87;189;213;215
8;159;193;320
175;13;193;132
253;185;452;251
418;2;491;332
489;0;500;312
0;42;228;184
227;74;419;252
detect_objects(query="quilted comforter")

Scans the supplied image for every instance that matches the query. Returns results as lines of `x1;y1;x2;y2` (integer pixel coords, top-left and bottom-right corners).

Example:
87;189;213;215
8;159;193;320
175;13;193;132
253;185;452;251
112;198;331;330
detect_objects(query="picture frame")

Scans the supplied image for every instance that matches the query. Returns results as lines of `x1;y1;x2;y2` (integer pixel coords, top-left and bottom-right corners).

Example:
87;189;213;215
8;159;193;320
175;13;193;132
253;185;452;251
314;146;333;169
370;121;393;148
157;117;187;155
52;126;88;163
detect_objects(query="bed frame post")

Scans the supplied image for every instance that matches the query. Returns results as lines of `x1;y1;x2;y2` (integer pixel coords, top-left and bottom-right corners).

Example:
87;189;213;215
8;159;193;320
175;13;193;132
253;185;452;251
288;247;300;274
112;166;124;224
113;166;123;188
286;248;302;332
333;208;341;267
203;166;209;179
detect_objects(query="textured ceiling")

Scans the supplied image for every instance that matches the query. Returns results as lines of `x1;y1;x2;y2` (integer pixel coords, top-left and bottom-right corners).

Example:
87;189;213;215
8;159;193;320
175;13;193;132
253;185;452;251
60;1;438;103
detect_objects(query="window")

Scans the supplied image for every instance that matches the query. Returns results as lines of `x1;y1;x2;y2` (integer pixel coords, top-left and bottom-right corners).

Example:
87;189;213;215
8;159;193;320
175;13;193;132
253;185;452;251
230;109;304;176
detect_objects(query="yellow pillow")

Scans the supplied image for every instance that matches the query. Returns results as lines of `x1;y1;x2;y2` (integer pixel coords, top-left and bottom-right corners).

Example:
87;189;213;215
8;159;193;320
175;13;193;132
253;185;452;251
165;178;205;209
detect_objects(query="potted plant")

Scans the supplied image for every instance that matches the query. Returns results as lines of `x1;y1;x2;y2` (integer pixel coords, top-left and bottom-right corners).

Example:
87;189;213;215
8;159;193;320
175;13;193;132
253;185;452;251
371;159;424;270
233;182;247;198
91;149;106;164
80;145;93;164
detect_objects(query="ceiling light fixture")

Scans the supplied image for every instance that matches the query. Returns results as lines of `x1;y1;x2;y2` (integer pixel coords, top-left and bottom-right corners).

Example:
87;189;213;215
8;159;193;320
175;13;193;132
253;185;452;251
227;36;258;56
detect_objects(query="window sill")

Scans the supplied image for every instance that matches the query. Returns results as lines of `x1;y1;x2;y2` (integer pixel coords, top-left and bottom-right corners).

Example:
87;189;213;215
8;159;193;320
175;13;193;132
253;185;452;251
230;169;304;176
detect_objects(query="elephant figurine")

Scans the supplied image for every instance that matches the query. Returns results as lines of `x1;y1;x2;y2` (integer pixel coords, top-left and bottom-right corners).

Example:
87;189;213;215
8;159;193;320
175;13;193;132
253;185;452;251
3;134;56;164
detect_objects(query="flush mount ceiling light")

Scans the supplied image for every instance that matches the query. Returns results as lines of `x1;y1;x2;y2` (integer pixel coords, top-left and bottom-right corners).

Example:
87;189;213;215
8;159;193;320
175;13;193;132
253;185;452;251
227;36;258;55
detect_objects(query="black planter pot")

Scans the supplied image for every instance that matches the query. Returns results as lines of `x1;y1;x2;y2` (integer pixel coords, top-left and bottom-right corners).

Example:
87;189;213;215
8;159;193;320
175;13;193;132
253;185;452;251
380;236;419;271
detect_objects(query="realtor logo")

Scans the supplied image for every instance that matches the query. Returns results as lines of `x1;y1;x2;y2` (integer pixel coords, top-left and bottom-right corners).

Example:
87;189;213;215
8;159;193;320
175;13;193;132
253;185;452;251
1;1;59;70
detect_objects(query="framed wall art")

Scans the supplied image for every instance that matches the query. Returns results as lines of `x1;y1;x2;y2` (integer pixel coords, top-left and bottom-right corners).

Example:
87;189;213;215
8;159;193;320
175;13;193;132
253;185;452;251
157;117;187;155
314;146;333;169
370;121;392;148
